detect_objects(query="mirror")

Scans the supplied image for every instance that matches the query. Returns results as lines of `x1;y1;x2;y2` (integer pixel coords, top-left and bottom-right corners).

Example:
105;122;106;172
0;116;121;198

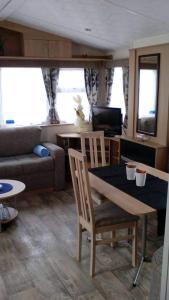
137;53;160;136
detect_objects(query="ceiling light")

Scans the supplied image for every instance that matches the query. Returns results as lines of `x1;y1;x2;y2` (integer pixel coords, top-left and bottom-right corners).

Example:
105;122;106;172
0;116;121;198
85;28;91;32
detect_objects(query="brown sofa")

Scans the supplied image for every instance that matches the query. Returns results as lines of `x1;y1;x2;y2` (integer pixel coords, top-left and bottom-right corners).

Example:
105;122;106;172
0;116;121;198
0;126;65;191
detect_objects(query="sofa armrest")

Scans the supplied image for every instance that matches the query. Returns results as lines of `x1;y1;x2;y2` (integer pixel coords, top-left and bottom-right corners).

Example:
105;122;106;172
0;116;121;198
42;142;65;190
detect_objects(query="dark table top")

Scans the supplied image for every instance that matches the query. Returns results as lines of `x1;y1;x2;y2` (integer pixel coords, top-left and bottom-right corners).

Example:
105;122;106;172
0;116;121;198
89;164;168;211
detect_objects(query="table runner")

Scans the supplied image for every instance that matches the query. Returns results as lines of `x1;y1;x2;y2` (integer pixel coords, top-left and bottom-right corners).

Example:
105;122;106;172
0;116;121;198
89;164;168;210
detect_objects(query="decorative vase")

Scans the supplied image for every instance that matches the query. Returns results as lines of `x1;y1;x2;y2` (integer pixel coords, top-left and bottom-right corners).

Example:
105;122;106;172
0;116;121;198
74;117;84;128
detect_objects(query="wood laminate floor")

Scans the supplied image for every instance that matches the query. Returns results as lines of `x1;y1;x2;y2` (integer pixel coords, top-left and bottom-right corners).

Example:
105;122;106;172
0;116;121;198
0;185;163;300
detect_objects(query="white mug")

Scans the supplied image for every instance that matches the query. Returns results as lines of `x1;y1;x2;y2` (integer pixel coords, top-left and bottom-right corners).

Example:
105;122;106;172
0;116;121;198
126;164;136;180
136;169;146;187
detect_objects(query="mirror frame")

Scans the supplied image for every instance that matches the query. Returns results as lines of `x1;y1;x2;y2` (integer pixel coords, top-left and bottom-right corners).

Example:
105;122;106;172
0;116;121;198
136;53;160;137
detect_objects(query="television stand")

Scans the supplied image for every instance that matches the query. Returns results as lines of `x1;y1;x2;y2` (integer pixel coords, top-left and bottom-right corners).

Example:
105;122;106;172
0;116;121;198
120;136;168;171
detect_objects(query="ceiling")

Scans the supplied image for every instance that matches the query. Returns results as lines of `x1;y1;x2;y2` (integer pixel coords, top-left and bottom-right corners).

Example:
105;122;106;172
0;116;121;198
1;0;169;51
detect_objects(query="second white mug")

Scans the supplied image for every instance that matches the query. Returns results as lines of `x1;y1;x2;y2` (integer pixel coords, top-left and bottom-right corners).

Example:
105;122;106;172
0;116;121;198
136;169;146;187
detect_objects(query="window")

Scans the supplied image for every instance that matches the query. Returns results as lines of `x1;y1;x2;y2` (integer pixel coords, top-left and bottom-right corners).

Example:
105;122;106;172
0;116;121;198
57;68;89;123
0;68;48;126
109;67;126;120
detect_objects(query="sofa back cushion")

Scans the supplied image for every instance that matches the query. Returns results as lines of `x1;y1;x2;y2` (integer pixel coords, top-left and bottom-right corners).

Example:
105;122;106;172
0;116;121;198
0;126;41;157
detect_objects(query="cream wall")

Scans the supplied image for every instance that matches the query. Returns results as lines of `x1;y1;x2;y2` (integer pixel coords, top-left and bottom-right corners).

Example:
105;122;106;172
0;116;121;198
128;44;169;146
41;124;76;143
41;124;92;144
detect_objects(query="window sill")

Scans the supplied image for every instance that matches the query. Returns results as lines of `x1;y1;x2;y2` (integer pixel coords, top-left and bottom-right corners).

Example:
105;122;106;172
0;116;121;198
40;123;74;127
0;122;75;128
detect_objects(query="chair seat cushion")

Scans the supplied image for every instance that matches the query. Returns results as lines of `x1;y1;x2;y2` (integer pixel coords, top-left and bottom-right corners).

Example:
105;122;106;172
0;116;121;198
95;202;139;227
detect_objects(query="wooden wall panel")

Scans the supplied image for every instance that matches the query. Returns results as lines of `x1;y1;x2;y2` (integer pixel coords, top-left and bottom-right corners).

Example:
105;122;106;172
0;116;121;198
24;39;49;57
127;49;136;137
49;40;72;58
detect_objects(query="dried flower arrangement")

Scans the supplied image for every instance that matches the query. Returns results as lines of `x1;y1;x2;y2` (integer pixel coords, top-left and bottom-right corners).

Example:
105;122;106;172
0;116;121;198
73;95;85;121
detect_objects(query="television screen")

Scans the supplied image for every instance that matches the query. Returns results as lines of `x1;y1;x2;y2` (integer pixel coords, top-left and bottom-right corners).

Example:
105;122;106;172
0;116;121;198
92;106;122;136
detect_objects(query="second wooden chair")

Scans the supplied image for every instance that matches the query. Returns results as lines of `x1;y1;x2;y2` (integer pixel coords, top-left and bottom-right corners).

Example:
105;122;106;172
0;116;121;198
80;131;107;205
80;131;106;168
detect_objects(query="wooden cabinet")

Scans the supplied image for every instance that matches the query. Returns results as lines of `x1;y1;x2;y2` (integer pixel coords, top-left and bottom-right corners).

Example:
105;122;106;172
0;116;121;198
24;39;49;57
120;136;168;171
56;133;81;154
0;27;23;56
106;137;120;165
24;39;72;58
48;40;72;58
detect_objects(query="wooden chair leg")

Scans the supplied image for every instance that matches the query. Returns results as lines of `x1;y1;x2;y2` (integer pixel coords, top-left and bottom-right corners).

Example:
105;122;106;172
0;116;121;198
97;233;103;239
111;230;116;247
90;233;96;277
128;227;132;243
77;223;82;261
132;222;138;267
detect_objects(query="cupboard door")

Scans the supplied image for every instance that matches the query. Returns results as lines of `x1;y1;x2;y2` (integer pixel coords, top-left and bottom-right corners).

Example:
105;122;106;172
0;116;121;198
24;39;49;57
49;40;72;58
111;140;120;164
0;27;23;56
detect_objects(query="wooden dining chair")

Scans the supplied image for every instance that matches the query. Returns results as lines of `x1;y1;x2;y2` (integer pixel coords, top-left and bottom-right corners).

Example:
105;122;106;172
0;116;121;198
68;148;138;277
80;131;107;205
80;131;106;168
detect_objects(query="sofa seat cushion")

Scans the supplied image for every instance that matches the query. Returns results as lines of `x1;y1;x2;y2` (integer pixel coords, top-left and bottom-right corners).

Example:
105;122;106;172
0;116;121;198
0;156;23;177
0;154;54;178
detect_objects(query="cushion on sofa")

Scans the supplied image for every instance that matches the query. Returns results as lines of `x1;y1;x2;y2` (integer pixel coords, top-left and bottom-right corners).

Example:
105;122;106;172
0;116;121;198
0;154;54;177
0;126;41;157
33;145;50;157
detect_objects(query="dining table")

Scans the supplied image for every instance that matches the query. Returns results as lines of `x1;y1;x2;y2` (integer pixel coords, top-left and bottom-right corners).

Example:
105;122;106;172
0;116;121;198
88;161;169;286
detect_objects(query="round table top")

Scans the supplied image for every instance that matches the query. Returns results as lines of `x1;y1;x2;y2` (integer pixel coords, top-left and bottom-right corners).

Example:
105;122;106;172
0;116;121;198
0;179;25;199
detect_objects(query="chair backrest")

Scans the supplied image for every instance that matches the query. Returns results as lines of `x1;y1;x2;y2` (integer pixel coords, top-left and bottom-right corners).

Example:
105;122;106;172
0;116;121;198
68;148;94;230
80;131;106;168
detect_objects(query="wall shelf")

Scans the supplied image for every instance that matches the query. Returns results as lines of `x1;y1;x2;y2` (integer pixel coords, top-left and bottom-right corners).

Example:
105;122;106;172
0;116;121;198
0;56;113;67
0;56;112;61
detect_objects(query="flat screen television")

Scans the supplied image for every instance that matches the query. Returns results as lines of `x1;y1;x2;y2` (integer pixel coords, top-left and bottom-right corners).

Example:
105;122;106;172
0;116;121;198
92;106;122;136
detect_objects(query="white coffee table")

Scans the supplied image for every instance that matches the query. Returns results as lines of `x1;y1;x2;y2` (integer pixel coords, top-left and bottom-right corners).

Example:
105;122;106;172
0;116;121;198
0;179;25;230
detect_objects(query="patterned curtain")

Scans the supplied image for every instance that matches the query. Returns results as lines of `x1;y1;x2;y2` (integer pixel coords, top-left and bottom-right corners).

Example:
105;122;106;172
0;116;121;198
106;68;114;105
84;68;99;120
41;68;60;124
122;66;129;128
